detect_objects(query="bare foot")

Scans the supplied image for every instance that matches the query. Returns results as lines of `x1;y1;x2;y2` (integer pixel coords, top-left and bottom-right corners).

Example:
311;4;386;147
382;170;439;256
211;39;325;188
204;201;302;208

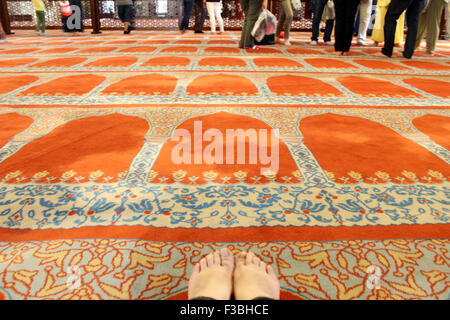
188;248;234;300
233;252;280;300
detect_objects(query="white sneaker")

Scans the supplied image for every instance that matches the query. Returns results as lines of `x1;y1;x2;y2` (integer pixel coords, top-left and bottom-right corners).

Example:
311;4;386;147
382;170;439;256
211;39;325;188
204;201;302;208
310;40;318;45
35;31;41;36
284;40;291;46
356;40;365;45
324;41;334;45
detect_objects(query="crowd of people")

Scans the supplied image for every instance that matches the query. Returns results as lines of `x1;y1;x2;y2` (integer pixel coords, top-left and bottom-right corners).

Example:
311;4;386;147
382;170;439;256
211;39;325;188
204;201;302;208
0;0;449;57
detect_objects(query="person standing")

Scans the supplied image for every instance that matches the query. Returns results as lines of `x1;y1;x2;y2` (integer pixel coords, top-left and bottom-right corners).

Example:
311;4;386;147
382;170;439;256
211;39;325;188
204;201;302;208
180;0;195;33
32;0;46;35
275;0;294;45
371;0;405;46
68;0;84;32
356;0;373;45
117;0;135;34
193;0;206;33
381;0;425;59
310;0;335;45
334;0;361;55
415;0;448;54
206;0;224;33
239;0;267;49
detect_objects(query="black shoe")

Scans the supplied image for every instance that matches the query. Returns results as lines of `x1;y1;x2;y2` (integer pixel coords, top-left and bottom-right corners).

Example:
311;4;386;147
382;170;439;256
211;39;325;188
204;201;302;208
381;48;392;58
194;30;204;34
402;51;412;59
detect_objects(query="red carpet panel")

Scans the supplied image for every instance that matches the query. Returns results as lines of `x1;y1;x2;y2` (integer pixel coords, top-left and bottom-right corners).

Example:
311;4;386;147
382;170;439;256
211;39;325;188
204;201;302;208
0;30;449;300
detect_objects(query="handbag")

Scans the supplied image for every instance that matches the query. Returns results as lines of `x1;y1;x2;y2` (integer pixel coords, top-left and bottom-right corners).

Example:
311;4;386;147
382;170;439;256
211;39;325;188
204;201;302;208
322;0;335;21
421;0;432;14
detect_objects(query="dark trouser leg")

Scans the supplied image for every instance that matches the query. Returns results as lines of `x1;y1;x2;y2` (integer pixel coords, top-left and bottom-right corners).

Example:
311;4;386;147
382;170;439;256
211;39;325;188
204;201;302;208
335;0;360;52
403;0;424;58
193;0;206;31
69;0;84;32
118;5;125;22
239;0;249;47
324;19;334;42
382;0;411;57
130;3;136;28
311;0;328;41
239;0;263;48
334;0;346;51
341;0;360;52
62;16;69;32
181;0;195;30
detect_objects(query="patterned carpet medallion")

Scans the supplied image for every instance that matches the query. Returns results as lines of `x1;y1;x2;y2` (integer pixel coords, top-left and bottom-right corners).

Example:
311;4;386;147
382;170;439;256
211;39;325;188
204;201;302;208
0;31;448;300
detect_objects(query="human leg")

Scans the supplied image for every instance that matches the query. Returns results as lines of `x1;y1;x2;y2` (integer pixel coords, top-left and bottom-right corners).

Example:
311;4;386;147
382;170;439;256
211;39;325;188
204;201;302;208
334;0;346;51
215;2;224;33
423;0;446;53
358;0;373;42
193;0;206;32
207;2;216;32
240;0;263;48
181;0;195;31
382;0;411;57
343;0;361;52
35;10;45;33
415;5;428;50
311;0;328;41
281;0;293;41
275;1;286;37
239;0;250;47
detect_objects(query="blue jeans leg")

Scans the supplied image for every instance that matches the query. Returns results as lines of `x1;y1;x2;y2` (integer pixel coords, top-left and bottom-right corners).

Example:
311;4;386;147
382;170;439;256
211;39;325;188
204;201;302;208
181;0;195;30
311;0;330;41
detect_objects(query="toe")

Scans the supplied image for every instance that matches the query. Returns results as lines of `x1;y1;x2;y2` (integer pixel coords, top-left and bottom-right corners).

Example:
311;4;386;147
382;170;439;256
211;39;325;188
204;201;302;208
266;264;276;277
213;251;221;266
246;252;254;265
206;253;214;267
252;253;261;267
199;257;208;271
192;263;200;276
236;251;247;266
219;248;234;268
